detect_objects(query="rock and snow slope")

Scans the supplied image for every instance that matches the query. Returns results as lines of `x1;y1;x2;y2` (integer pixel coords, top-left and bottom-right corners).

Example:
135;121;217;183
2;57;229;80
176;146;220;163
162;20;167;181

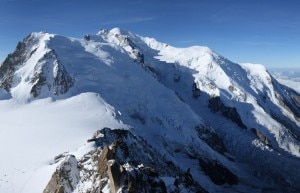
0;28;300;193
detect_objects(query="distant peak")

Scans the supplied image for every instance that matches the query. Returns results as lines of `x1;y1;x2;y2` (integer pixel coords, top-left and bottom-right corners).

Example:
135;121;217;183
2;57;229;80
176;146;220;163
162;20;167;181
30;31;51;37
109;27;126;35
97;27;131;37
27;32;55;43
185;45;213;54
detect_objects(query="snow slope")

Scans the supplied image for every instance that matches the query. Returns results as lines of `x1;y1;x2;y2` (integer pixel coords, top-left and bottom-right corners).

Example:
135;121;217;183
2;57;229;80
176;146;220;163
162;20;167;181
0;28;300;192
0;93;126;193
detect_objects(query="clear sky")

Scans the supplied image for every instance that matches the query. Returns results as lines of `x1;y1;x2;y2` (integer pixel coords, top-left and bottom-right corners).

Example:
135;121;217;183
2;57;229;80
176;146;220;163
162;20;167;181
0;0;300;68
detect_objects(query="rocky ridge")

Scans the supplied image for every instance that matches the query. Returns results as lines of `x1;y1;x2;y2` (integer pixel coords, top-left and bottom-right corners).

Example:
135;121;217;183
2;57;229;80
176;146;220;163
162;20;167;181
44;128;209;193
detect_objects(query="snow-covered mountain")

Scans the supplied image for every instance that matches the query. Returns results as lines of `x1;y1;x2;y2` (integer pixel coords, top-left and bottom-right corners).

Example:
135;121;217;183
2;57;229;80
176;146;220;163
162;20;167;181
1;28;300;193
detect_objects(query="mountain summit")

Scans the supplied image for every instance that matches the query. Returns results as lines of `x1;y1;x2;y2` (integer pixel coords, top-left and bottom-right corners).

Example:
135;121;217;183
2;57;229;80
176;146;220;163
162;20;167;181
0;28;300;193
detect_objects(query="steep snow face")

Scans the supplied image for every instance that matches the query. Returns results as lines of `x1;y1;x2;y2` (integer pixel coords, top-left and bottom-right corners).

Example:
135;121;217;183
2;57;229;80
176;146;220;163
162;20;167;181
43;31;219;154
93;28;300;190
153;42;300;157
1;28;300;192
102;29;300;157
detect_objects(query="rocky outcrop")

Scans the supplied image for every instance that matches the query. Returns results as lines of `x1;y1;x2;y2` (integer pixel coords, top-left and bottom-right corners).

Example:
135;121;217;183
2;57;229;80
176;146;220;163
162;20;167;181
0;34;36;91
208;96;247;129
199;158;238;185
30;50;74;97
96;141;167;193
115;34;144;64
251;128;271;146
44;128;210;193
195;125;227;154
192;82;201;98
293;95;300;107
44;155;80;193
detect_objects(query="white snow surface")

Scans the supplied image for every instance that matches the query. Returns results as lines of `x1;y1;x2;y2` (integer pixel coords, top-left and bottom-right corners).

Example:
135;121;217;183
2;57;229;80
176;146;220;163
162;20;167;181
0;93;126;193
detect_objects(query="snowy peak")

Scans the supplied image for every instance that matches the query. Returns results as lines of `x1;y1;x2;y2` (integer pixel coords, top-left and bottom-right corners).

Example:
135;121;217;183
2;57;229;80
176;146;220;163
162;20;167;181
0;32;74;101
1;28;300;192
99;27;132;37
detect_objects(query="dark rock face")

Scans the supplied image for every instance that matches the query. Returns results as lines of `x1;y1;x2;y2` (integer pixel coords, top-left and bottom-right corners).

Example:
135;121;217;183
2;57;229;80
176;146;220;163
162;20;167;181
30;50;74;97
0;34;36;91
251;128;271;146
199;159;238;185
192;82;201;98
195;125;227;154
52;56;74;96
107;161;123;193
208;96;247;129
83;34;91;41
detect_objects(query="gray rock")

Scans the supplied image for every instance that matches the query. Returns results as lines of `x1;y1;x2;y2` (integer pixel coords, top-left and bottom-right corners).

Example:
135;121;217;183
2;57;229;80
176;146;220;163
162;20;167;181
251;128;271;146
43;155;80;193
208;96;247;129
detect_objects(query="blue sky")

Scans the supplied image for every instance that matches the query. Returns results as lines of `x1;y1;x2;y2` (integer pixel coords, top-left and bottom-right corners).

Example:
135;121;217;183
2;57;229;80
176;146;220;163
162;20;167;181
0;0;300;68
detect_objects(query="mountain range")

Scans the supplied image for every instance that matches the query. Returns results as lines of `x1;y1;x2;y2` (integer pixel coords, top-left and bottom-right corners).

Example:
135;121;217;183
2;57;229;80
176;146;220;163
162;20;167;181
0;28;300;193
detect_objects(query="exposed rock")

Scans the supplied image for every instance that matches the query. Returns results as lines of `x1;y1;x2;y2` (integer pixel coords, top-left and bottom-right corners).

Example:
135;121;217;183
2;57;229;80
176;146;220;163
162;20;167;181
44;155;80;193
115;34;144;64
208;96;224;112
124;166;167;193
251;128;271;146
199;158;238;185
44;128;208;193
173;168;209;193
98;146;115;178
192;82;201;98
107;161;123;193
174;72;181;82
84;34;91;41
52;55;74;96
30;49;74;97
293;95;300;107
0;34;35;91
208;96;247;129
91;128;169;193
195;125;227;154
228;85;236;92
54;152;68;164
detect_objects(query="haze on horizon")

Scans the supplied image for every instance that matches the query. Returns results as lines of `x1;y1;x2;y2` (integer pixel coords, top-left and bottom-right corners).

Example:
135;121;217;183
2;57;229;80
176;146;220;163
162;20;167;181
0;0;299;68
